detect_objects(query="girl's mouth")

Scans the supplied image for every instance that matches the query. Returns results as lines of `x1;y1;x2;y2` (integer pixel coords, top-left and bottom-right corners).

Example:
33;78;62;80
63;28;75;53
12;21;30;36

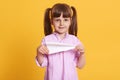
59;26;65;29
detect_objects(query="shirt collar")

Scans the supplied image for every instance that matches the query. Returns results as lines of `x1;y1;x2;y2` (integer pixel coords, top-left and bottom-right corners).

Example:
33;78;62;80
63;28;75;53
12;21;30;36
53;31;69;40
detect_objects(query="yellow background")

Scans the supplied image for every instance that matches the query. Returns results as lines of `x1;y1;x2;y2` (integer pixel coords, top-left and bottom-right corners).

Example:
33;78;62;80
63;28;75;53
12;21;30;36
0;0;120;80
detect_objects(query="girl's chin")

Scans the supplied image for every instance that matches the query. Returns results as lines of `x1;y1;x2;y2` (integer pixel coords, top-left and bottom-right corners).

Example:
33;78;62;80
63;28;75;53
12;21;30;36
56;30;67;33
56;31;66;34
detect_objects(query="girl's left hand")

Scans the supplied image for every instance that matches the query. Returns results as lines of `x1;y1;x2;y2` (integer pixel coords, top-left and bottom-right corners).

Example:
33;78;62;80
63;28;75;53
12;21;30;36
74;44;84;53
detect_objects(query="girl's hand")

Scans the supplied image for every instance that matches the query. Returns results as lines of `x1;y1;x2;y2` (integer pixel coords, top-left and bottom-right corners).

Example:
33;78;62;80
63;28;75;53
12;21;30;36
75;44;84;53
37;45;49;55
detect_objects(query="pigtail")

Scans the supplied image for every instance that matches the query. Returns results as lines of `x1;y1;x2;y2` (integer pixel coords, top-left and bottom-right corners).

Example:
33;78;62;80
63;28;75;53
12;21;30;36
69;6;78;36
44;8;52;36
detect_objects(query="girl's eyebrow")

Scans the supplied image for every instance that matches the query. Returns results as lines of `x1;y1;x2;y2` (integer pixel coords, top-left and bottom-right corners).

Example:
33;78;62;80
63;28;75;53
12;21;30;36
54;17;70;18
65;18;69;19
53;18;60;19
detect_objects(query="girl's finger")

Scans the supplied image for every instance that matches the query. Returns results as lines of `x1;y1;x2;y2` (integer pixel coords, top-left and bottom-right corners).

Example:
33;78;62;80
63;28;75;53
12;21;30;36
43;45;49;52
37;46;46;54
38;48;45;54
40;45;49;54
75;45;84;52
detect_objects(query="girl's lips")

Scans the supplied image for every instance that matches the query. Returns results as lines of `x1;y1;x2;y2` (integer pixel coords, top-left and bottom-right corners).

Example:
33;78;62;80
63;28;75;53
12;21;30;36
59;26;65;29
59;27;64;29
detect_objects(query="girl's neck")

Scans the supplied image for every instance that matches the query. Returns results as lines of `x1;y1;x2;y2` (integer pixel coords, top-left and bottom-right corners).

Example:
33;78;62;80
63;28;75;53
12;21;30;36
59;33;66;39
55;32;68;40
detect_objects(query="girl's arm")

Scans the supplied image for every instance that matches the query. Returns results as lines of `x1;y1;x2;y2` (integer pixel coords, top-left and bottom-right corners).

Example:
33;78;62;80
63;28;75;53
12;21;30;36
76;52;86;69
75;45;86;69
36;50;44;65
36;45;49;66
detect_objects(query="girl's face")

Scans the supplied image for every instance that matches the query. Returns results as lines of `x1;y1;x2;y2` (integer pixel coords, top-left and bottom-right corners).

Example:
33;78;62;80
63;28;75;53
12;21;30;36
52;13;71;35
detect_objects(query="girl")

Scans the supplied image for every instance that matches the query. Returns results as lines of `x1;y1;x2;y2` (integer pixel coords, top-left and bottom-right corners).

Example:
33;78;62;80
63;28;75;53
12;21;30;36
36;3;86;80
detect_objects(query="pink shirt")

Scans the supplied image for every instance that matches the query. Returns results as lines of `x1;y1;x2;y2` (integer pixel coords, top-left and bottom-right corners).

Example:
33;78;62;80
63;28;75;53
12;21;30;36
36;32;83;80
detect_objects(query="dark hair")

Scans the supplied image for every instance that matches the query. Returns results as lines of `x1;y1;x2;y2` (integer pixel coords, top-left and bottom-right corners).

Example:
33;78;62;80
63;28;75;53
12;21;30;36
44;3;78;36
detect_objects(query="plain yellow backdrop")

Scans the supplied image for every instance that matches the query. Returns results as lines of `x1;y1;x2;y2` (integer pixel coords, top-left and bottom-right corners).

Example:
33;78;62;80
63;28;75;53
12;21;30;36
0;0;120;80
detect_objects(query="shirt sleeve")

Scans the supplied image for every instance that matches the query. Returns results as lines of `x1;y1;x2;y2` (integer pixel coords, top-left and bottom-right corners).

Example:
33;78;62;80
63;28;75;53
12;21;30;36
35;38;48;67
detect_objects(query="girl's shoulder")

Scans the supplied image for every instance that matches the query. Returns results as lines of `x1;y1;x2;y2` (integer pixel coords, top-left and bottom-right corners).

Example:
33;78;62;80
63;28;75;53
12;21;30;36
41;34;55;44
43;33;54;38
42;33;56;41
68;34;79;40
68;34;83;44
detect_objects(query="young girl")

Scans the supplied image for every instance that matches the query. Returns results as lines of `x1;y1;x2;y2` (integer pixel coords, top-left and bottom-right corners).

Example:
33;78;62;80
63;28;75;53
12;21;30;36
36;3;86;80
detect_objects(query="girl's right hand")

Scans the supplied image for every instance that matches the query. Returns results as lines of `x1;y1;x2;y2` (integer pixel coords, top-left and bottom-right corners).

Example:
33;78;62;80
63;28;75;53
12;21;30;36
37;45;49;55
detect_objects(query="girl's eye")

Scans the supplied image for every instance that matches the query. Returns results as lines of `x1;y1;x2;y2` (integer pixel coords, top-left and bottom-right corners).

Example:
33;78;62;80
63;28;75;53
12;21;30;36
55;19;60;21
64;19;69;21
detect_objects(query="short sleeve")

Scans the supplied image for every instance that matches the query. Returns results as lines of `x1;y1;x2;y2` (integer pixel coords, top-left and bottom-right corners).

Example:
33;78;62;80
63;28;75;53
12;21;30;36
41;38;46;45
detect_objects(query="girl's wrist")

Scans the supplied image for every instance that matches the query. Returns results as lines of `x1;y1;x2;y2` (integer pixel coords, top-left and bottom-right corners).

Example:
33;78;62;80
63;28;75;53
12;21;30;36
77;51;85;58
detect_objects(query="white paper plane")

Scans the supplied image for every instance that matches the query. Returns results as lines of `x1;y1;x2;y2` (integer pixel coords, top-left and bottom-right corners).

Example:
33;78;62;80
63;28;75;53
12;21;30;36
45;42;76;54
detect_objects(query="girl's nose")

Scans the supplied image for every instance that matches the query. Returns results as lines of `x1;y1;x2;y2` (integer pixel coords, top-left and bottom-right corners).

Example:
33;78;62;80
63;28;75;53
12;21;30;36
60;20;63;26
